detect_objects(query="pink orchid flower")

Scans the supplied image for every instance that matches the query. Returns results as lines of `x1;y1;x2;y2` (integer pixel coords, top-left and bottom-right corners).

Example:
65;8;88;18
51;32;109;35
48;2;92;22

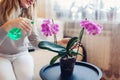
41;19;59;36
41;19;52;36
80;20;102;35
51;24;59;34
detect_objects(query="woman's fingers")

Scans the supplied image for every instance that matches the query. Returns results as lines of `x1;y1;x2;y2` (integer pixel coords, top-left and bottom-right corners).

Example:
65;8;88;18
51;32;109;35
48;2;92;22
18;23;27;34
22;20;32;32
18;18;33;35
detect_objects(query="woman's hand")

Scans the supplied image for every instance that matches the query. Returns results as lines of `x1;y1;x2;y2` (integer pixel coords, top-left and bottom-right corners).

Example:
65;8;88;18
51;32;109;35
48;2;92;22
1;17;32;35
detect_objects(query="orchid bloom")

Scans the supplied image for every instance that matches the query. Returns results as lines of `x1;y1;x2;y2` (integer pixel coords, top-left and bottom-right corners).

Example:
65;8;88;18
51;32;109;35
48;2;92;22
41;19;59;36
41;19;52;36
80;20;102;35
51;24;59;34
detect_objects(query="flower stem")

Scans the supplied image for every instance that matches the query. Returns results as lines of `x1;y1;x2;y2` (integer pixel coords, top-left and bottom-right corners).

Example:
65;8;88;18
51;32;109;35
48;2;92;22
76;28;84;54
52;19;57;44
78;28;84;43
69;28;84;55
54;34;57;44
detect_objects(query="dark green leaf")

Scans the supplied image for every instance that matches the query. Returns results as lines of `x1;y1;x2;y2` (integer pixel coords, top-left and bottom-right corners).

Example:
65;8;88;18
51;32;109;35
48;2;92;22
79;28;84;43
38;41;66;55
50;55;61;65
78;53;84;56
66;37;78;52
71;50;84;56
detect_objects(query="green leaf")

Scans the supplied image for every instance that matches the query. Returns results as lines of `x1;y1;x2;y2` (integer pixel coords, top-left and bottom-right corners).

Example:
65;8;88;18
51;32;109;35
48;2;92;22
50;55;61;65
79;28;84;43
38;41;66;55
78;53;84;56
66;37;78;51
71;50;84;56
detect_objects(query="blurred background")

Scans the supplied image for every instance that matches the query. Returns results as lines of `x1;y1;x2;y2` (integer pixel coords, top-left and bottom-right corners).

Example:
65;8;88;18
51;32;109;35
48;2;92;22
37;0;120;22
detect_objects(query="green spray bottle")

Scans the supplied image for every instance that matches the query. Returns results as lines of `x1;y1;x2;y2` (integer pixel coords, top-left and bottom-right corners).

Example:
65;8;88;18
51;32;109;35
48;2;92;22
7;20;34;40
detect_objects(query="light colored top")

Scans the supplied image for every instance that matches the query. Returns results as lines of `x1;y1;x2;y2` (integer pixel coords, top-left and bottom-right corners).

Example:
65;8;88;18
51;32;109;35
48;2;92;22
0;26;40;55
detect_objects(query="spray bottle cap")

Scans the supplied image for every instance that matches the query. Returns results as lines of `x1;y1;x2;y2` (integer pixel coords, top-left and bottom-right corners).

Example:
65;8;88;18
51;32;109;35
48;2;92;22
31;20;34;24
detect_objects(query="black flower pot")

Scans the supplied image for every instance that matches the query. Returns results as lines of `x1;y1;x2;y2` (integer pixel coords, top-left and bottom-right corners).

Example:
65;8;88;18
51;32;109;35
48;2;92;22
60;56;76;78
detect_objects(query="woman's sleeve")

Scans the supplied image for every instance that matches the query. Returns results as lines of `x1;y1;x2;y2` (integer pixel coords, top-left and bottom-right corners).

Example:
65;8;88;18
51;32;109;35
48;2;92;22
0;27;7;44
28;29;41;48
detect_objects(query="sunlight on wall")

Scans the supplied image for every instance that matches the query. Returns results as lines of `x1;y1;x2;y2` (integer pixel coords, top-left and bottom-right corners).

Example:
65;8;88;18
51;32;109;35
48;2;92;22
37;0;46;18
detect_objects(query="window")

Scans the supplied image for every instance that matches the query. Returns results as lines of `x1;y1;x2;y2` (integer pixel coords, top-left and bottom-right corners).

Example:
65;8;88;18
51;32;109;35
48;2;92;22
47;0;120;22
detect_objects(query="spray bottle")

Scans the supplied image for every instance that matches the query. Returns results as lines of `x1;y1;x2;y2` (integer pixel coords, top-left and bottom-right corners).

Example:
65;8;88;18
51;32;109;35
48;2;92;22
7;20;34;40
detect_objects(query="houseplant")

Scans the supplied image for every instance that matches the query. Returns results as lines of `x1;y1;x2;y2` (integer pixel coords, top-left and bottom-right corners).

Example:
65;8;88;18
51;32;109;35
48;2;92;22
38;19;102;77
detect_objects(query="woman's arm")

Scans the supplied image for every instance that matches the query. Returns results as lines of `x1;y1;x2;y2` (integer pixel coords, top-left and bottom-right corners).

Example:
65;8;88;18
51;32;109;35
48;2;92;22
0;27;8;45
28;29;41;48
1;17;32;34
